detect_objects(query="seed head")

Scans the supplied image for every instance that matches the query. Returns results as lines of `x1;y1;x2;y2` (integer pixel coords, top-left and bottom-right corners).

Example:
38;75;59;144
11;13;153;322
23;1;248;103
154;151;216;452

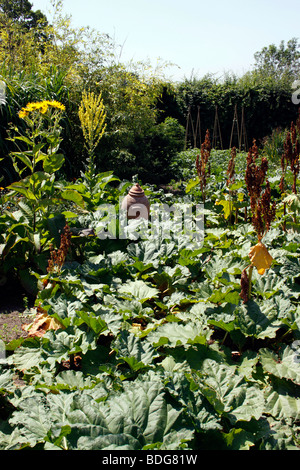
240;268;249;303
47;224;72;274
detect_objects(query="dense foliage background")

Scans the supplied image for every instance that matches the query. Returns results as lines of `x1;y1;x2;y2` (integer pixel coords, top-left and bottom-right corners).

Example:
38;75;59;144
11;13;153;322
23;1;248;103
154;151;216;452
0;1;299;185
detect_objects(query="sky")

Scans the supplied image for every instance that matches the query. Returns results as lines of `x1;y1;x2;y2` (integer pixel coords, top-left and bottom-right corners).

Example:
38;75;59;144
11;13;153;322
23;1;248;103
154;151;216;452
30;0;300;82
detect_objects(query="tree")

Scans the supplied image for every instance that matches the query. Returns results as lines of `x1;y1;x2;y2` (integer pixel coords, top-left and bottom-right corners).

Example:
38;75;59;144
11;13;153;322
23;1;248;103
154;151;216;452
253;38;300;81
0;0;50;67
0;0;48;29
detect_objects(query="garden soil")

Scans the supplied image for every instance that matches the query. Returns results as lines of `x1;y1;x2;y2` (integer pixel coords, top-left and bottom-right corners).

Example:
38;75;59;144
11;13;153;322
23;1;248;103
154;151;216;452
0;281;33;343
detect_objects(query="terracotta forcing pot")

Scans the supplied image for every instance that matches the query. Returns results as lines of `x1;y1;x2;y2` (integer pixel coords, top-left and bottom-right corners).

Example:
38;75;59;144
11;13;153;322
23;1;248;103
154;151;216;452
121;183;150;220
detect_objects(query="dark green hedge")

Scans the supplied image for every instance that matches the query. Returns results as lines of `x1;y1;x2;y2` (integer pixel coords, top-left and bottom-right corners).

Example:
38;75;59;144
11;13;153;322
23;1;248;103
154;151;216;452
170;75;299;150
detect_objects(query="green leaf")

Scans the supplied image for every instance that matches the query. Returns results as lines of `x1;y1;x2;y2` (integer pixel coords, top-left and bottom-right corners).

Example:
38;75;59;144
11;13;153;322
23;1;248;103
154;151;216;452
259;417;299;450
113;330;158;371
42;328;97;369
146;321;210;348
75;311;107;335
228;181;244;191
0;367;15;393
127;240;161;264
185;177;199;193
253;271;287;298
62;211;79;219
264;383;300;421
43;153;65;173
7;338;45;372
34;147;47;164
118;280;159;302
9;394;56;448
95;378;188;449
208;288;240;305
7;181;36;200
8;378;191;450
208;318;236;333
18;201;34;224
54;370;107;393
215;199;233;219
259;345;300;385
235;299;281;339
29;171;49;187
33;232;41;252
60;189;85;208
196;359;265;424
13;135;34;146
222;428;256;450
203;255;243;281
11;152;33;172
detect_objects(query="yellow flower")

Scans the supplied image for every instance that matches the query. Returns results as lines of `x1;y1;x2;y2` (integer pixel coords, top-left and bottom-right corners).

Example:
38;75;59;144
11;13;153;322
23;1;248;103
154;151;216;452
27;103;38;112
18;100;65;119
78;90;106;153
40;102;49;114
249;241;273;275
18;109;29;119
47;100;66;111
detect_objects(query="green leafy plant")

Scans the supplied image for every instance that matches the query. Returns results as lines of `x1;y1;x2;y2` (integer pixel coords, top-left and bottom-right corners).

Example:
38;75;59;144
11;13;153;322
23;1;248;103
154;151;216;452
74;90;118;213
0;100;75;287
279;116;300;231
7;99;66;229
0;169;299;450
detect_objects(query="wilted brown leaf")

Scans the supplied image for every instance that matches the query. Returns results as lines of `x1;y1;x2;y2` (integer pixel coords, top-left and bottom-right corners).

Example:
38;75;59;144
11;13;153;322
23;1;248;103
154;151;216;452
25;312;65;338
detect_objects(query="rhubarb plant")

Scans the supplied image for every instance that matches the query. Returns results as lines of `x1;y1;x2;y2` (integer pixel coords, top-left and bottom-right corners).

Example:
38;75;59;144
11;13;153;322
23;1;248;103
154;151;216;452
0;148;299;451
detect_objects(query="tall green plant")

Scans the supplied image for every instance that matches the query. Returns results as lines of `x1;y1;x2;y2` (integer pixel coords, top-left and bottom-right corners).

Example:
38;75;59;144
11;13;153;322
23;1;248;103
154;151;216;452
78;90;106;177
75;90;112;211
0;100;68;286
7;100;66;229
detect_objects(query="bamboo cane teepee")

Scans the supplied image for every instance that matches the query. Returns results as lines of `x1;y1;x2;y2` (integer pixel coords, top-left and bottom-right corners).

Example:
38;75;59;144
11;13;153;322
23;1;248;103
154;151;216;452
184;106;195;149
239;106;248;151
229;104;240;149
194;105;202;149
212;105;223;149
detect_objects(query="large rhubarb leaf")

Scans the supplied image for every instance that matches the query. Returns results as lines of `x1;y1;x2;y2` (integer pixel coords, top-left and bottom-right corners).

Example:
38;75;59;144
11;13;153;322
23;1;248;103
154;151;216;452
118;280;159;302
6;378;192;450
112;330;159;371
259;345;300;385
145;321;211;348
193;359;264;424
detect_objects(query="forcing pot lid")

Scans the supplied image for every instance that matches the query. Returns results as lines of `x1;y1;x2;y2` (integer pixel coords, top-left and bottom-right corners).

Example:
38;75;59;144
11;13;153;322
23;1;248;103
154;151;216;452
128;183;145;197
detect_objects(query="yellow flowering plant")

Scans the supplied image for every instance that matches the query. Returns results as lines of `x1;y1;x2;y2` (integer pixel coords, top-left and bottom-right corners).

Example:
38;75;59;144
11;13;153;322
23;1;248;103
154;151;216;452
9;100;66;178
78;90;106;182
18;100;66;119
78;91;106;157
74;90;111;211
5;100;65;249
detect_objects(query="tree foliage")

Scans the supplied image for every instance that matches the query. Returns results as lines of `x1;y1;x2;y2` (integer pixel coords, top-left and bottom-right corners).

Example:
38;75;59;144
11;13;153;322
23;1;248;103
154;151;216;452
0;0;48;33
253;38;300;81
0;0;299;184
